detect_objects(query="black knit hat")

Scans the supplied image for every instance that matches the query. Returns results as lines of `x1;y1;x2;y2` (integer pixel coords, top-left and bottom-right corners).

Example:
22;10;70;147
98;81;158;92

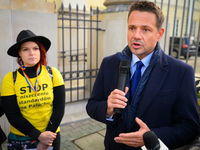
7;30;51;57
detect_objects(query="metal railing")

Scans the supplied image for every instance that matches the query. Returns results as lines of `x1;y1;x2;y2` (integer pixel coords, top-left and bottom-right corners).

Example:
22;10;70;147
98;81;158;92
155;0;200;75
57;0;200;103
57;3;104;103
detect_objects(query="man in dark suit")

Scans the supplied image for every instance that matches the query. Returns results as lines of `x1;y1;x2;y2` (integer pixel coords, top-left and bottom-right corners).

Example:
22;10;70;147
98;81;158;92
86;1;200;150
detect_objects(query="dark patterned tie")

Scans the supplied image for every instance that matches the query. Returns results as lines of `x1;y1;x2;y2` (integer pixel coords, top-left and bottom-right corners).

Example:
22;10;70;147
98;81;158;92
131;61;144;100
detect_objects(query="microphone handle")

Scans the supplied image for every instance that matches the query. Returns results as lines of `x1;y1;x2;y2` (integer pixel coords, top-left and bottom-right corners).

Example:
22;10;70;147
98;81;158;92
114;73;127;114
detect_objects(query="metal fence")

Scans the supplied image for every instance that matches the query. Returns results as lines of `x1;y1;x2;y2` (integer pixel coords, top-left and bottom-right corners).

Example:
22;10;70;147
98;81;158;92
57;3;104;103
155;0;200;74
58;0;200;104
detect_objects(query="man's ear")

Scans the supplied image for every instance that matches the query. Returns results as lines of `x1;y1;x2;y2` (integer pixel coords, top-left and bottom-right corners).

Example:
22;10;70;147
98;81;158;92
157;27;165;41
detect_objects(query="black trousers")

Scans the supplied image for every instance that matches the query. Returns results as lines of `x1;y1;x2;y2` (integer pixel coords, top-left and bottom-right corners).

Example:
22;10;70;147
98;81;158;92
52;132;60;150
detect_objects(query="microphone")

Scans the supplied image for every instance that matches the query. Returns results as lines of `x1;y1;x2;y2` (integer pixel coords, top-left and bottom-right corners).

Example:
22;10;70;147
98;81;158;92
142;131;169;150
114;60;130;114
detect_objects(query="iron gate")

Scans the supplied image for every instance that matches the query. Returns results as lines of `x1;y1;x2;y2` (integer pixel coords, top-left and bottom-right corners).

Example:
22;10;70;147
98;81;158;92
57;3;104;103
57;0;200;104
154;0;200;74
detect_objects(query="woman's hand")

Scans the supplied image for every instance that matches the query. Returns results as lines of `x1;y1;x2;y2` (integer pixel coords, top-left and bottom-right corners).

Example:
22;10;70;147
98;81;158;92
37;142;49;150
38;131;56;146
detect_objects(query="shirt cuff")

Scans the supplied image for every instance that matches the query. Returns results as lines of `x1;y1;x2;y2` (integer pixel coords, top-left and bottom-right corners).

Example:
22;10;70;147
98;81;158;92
106;114;114;121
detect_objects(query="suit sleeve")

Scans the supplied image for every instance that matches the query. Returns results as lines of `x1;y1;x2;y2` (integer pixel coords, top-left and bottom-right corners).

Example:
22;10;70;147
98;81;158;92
86;58;108;123
86;57;118;126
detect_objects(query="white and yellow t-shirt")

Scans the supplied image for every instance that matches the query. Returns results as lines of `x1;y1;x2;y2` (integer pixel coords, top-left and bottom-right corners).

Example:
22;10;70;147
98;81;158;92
1;65;64;136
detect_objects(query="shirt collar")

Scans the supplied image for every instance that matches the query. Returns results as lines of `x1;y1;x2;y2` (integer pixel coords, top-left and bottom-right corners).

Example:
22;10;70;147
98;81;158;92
131;51;154;68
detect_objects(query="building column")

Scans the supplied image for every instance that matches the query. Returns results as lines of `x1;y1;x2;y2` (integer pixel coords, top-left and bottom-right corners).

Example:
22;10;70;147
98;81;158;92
103;0;137;13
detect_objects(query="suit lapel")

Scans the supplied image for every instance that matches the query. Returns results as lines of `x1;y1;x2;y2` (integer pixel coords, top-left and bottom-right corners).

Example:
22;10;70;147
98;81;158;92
127;50;169;129
135;58;168;120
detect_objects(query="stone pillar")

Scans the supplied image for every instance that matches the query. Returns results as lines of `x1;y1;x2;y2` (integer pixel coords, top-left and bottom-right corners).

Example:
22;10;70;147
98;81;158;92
103;0;137;13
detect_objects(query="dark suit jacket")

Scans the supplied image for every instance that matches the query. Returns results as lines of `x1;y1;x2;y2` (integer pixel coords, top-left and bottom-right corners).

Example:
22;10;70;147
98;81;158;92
86;43;200;150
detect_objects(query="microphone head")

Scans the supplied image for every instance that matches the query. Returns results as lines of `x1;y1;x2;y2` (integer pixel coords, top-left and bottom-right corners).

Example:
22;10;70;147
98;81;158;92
143;131;160;150
119;60;130;73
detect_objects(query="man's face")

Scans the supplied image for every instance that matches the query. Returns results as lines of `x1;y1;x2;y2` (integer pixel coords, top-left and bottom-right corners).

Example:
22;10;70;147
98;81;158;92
127;11;164;60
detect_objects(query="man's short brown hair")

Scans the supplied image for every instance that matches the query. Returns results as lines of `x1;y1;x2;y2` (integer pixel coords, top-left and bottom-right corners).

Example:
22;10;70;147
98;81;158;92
128;0;164;30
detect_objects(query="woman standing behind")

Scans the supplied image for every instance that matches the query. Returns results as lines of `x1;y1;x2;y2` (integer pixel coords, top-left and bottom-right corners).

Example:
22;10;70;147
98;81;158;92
1;30;65;150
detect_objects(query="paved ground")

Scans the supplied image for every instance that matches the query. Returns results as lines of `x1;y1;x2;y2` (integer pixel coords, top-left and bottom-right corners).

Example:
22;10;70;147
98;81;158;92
59;118;106;150
1;118;106;150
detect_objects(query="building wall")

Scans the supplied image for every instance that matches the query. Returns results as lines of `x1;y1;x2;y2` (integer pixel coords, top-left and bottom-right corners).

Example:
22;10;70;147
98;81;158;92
41;0;105;11
49;0;200;39
193;0;200;39
40;0;62;13
87;0;106;10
